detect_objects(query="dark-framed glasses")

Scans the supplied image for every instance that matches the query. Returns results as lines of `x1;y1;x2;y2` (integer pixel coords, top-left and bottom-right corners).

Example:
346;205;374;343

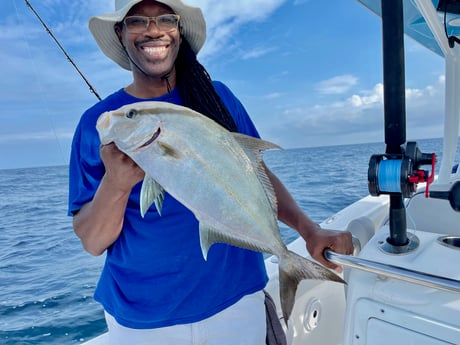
123;14;181;33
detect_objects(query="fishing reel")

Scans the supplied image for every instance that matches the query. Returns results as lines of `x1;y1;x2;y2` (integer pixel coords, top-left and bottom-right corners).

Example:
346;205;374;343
368;142;436;199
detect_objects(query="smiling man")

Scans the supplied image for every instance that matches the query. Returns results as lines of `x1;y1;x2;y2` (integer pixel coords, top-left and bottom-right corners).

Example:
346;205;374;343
68;0;353;344
114;1;183;97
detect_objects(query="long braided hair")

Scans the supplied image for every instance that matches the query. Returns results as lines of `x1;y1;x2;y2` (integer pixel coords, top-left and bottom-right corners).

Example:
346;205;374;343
175;39;238;132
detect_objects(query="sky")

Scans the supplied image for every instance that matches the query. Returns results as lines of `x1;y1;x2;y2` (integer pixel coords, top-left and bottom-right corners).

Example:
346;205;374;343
0;0;447;169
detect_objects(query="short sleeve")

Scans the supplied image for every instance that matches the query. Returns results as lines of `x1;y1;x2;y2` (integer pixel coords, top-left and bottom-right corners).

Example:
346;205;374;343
213;81;260;138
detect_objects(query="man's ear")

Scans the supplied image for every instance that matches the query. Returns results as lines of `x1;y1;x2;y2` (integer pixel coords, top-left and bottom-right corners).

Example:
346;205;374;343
114;23;124;47
178;27;183;46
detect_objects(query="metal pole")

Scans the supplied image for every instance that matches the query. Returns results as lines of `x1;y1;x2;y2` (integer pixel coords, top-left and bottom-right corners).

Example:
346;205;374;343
381;0;408;247
325;250;460;294
382;0;406;151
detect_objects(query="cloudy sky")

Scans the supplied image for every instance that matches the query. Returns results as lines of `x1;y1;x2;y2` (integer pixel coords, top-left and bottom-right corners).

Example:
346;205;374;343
0;0;446;169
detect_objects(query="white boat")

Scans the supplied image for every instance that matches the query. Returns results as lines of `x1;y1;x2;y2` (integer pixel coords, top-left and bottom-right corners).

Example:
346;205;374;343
83;0;460;343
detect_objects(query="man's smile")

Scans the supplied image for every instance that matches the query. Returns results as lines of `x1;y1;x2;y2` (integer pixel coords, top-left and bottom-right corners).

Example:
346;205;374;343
143;46;167;56
137;40;171;59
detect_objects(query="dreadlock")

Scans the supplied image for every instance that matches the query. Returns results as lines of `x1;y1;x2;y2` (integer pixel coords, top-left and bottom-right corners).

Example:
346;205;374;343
175;39;238;132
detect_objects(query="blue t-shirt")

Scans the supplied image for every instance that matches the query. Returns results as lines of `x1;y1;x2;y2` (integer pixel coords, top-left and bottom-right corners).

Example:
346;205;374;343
68;82;269;329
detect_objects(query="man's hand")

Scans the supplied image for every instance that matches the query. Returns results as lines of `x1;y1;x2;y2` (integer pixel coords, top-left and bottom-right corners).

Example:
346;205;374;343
302;225;354;273
100;143;145;192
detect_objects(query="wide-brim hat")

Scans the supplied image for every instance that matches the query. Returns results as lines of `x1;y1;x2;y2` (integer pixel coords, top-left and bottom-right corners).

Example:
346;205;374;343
89;0;206;70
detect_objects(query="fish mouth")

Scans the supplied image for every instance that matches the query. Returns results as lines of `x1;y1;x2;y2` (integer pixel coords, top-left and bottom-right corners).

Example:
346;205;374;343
136;127;161;151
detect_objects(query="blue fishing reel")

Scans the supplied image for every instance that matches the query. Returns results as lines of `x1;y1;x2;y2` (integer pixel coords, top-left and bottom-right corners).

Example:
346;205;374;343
368;142;436;199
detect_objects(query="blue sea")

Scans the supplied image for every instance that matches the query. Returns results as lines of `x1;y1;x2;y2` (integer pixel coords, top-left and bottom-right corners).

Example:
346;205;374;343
0;138;445;344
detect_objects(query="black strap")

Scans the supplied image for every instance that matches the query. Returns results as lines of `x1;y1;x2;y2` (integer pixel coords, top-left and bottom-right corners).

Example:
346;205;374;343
264;290;287;345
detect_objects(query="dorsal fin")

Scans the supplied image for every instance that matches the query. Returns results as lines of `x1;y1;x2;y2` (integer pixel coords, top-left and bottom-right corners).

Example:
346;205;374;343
231;133;282;215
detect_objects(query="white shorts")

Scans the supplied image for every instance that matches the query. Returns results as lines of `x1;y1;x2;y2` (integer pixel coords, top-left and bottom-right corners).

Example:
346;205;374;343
104;290;266;345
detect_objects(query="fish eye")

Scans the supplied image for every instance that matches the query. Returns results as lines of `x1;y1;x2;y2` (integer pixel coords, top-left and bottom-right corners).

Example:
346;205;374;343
126;109;138;119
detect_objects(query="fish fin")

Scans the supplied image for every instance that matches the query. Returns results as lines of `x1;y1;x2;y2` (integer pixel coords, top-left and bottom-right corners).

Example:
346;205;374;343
278;250;345;326
199;223;260;261
140;175;165;217
231;133;281;214
231;133;282;154
199;223;220;261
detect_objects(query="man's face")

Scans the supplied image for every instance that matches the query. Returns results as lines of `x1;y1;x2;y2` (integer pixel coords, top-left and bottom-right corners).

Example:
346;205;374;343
117;0;182;78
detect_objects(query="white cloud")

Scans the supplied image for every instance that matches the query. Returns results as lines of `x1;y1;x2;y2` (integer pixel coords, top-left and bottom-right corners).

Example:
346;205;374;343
348;83;384;107
261;75;445;148
241;46;276;60
263;92;284;100
315;74;359;95
185;0;287;59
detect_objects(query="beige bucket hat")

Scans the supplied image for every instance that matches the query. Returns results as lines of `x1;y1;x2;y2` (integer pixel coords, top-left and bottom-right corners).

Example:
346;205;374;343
89;0;206;70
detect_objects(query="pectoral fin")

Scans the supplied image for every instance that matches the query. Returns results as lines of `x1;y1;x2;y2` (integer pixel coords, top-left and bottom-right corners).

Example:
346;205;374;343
140;175;165;217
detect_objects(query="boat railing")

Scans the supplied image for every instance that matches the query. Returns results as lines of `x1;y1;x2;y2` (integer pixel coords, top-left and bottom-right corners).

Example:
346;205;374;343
325;249;460;294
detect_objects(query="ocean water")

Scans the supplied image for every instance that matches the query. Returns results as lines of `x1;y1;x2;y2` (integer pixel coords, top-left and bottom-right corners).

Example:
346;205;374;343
0;138;446;344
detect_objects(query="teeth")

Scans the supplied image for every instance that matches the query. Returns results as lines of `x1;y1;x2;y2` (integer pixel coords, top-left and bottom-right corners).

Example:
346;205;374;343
143;47;166;54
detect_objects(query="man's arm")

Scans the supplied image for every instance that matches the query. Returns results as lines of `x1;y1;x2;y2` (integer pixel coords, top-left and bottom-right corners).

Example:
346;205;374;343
265;165;353;271
73;143;145;256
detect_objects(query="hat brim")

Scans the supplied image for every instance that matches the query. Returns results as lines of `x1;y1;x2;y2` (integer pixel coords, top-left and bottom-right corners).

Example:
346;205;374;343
89;0;206;70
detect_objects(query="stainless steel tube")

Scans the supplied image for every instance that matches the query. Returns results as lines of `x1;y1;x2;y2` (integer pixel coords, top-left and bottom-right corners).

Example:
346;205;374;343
325;250;460;294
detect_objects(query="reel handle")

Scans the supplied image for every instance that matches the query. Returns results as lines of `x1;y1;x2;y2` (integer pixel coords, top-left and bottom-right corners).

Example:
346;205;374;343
430;181;460;212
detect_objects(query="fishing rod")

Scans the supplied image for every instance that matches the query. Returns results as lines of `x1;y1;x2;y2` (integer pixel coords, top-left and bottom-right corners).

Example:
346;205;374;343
25;0;102;101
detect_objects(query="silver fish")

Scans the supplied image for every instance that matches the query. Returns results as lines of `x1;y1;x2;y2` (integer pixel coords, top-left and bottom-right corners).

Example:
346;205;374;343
96;101;345;323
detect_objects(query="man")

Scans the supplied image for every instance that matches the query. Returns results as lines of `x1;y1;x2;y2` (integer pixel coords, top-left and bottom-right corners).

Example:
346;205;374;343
68;0;354;343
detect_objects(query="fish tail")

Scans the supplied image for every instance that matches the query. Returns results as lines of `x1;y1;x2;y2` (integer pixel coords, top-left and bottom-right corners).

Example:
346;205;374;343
278;250;346;325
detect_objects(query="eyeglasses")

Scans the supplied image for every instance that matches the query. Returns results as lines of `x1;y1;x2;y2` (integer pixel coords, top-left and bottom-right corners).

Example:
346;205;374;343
123;14;181;33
